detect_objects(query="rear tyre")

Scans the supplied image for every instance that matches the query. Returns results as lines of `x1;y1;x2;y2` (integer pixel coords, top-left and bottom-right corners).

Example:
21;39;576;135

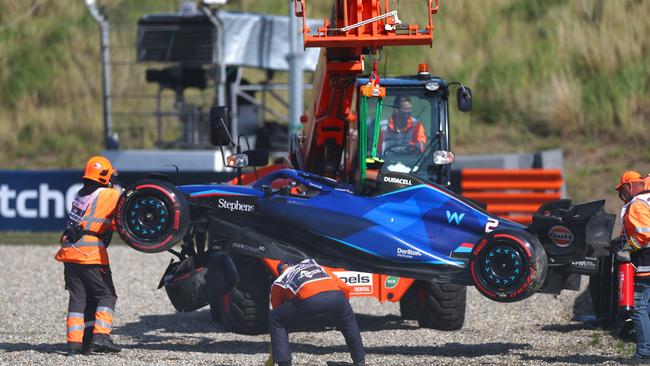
401;281;466;330
115;179;189;253
470;229;548;303
588;252;619;325
219;255;272;334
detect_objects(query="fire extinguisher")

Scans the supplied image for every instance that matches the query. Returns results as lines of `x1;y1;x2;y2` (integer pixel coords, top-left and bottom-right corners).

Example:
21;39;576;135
619;262;635;311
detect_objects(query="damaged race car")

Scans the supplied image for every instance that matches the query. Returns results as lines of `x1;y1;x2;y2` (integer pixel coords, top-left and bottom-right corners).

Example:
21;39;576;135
114;159;615;333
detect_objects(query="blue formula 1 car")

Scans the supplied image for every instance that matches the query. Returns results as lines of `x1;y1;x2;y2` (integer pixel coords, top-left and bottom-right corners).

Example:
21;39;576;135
115;165;614;307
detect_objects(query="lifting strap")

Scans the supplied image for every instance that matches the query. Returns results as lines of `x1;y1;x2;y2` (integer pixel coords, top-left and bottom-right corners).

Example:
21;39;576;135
359;59;386;186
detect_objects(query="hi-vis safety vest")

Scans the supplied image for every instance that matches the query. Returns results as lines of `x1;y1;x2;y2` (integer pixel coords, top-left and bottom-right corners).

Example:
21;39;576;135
55;187;121;265
378;115;427;154
274;259;331;295
270;259;350;309
621;192;650;274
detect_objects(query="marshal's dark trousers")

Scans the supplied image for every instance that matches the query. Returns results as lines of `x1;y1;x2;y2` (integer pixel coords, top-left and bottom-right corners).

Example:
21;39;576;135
64;263;117;348
268;290;365;364
632;280;650;358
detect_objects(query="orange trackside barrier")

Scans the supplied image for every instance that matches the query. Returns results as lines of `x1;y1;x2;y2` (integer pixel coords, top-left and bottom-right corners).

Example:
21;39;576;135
461;169;563;224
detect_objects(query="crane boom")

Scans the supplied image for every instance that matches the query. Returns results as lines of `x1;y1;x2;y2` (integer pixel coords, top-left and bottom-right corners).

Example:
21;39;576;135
292;0;439;177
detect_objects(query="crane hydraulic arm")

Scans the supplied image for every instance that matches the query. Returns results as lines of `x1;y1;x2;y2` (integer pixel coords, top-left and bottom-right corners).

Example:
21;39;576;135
291;0;439;178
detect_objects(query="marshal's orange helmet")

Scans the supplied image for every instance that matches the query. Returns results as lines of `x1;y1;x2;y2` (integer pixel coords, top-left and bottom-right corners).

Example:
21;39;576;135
83;156;117;185
615;170;644;190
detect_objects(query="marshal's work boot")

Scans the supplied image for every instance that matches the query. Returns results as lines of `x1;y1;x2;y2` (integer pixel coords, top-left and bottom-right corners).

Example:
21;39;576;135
67;347;82;356
67;342;84;356
90;334;122;353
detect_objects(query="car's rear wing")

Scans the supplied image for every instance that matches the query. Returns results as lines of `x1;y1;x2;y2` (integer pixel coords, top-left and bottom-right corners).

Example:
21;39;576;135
530;199;615;263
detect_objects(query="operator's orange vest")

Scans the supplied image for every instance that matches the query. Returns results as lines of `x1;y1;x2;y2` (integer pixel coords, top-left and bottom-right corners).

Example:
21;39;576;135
378;115;427;154
55;187;121;265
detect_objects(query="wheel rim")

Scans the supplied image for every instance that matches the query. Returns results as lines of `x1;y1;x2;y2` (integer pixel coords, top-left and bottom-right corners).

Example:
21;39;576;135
480;244;525;290
126;195;170;241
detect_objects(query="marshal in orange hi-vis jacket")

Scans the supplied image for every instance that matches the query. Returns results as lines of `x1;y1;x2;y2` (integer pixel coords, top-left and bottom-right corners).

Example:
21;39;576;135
270;260;350;309
268;259;365;366
54;156;122;355
616;172;650;360
54;187;120;265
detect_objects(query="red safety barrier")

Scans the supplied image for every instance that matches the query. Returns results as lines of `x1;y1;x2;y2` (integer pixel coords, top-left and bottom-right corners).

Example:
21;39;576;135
461;169;563;224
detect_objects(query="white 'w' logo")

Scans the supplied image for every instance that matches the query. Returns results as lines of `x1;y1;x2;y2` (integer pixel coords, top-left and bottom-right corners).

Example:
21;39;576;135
446;210;465;225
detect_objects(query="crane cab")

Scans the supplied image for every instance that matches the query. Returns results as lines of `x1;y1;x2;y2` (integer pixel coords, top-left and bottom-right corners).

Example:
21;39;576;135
345;71;472;187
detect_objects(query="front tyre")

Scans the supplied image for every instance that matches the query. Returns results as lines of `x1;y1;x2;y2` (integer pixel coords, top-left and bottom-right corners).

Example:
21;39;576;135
470;229;547;303
115;179;189;253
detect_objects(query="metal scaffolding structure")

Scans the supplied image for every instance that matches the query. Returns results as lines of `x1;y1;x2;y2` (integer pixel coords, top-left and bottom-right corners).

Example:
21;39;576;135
85;1;317;153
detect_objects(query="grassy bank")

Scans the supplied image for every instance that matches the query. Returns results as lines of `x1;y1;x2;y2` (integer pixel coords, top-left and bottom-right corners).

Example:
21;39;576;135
0;0;648;209
0;231;62;245
0;231;130;245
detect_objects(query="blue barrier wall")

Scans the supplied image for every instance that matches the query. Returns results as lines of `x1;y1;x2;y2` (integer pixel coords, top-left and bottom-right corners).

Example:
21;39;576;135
0;170;82;231
0;170;232;232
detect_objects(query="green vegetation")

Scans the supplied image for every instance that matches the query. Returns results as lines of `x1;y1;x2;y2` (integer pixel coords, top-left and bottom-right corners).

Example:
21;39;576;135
589;333;602;347
0;0;648;209
2;231;68;245
1;231;127;245
614;338;635;357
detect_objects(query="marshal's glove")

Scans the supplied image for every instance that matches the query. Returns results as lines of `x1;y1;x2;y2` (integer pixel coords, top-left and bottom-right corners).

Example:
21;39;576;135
616;241;633;262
